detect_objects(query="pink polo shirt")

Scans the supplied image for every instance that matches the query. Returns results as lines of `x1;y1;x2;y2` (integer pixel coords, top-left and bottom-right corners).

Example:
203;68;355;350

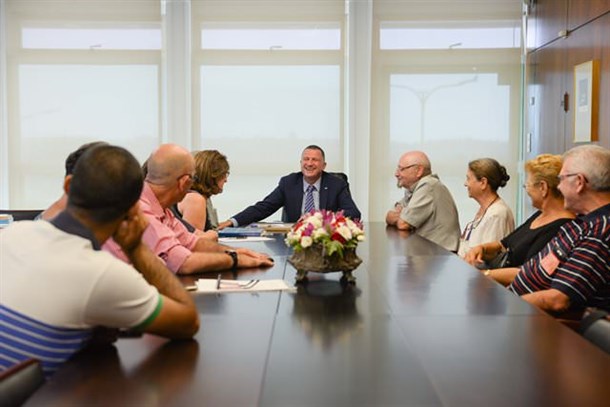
103;183;198;273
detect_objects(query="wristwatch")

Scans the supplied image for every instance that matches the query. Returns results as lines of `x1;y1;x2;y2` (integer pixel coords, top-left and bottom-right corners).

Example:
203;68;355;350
225;250;238;270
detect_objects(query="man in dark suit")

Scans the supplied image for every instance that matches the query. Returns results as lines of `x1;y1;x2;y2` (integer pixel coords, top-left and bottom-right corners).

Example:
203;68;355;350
219;145;361;227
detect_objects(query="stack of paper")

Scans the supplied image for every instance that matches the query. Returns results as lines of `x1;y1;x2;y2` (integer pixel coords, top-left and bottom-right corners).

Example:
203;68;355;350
195;278;296;294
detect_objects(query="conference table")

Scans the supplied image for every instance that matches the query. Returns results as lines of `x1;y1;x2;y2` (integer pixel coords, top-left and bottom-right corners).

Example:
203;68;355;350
26;223;609;406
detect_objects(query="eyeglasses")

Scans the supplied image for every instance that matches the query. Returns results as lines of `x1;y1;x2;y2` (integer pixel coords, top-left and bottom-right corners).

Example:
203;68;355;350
397;164;419;172
522;181;540;189
177;173;200;184
557;173;587;183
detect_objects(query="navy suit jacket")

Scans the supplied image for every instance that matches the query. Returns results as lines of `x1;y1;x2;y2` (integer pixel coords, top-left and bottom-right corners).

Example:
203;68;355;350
232;171;361;225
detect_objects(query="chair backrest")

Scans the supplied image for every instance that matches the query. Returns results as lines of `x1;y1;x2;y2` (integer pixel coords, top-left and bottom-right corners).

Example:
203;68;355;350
0;359;45;407
169;205;196;233
0;210;43;222
579;308;610;354
329;172;348;183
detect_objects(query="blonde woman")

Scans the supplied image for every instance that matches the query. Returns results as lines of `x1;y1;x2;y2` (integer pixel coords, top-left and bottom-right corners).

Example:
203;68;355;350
175;150;229;239
458;158;515;257
464;154;575;268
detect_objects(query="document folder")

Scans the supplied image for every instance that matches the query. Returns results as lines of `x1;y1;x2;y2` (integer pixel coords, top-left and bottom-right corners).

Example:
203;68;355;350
218;227;264;238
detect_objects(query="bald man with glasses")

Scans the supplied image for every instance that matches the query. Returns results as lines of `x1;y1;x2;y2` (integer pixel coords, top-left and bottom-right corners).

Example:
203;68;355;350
104;144;273;274
386;150;461;252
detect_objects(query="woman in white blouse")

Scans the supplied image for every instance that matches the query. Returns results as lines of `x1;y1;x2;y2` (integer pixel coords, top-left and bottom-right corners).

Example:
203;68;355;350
458;157;515;257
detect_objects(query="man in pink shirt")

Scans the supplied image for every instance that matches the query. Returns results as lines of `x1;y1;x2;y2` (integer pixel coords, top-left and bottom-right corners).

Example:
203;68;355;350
105;144;273;274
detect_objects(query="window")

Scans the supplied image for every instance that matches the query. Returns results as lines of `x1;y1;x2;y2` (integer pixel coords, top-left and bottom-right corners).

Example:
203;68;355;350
193;1;345;221
16;64;159;204
1;0;525;225
387;71;518;224
370;2;522;223
380;21;520;50
4;0;161;208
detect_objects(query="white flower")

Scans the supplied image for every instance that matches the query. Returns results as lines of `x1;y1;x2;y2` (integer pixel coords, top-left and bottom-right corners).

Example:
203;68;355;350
346;219;360;233
336;225;352;241
309;215;323;229
285;235;298;246
300;236;313;248
312;228;328;240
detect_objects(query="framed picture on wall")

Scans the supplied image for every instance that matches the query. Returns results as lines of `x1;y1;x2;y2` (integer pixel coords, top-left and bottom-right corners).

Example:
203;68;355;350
573;60;599;142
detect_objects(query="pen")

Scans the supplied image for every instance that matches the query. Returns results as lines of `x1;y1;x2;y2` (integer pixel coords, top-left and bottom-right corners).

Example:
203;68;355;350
216;274;221;289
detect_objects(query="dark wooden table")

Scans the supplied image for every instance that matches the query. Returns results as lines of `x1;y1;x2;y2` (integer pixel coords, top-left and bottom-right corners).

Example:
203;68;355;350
26;223;610;406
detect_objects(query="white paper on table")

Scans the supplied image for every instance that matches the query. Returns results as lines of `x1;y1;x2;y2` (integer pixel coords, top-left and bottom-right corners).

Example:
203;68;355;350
255;223;293;233
195;278;296;294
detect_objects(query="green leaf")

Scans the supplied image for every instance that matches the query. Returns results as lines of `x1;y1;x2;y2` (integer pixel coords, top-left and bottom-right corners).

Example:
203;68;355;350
325;240;344;258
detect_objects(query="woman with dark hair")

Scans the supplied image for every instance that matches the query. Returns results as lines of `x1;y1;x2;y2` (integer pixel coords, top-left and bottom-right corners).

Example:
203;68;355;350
175;150;229;237
463;154;575;268
458;158;515;257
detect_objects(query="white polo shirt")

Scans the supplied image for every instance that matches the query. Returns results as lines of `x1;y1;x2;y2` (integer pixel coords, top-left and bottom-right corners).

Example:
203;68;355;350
0;213;160;377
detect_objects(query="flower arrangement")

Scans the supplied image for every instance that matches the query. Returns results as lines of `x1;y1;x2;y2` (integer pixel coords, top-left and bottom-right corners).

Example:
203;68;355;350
285;210;365;258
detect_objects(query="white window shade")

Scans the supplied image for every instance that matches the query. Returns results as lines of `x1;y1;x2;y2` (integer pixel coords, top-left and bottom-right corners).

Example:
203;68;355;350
193;1;346;223
387;71;518;226
22;27;162;50
201;23;341;50
13;64;159;208
380;21;520;50
4;0;161;209
370;1;523;224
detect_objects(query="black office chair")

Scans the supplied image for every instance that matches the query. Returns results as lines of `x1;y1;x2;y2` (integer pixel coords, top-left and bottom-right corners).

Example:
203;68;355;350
0;359;45;407
579;308;610;354
0;210;43;221
328;172;348;183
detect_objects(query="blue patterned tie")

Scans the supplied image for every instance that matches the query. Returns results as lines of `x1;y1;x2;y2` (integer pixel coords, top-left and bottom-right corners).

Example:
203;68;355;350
303;185;316;214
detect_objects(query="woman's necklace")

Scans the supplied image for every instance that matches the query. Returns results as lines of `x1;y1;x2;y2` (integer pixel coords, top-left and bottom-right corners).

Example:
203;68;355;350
476;195;499;220
462;195;499;241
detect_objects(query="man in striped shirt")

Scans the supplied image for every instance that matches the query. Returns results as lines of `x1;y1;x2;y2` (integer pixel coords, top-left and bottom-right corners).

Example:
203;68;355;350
1;145;199;378
484;145;609;313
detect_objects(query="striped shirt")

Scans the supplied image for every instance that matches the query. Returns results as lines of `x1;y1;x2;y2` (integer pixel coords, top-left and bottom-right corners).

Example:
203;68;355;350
0;305;91;378
509;203;610;310
0;212;160;378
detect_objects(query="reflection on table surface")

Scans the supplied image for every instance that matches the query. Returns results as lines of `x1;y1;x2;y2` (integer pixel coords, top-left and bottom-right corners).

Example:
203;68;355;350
26;223;610;407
